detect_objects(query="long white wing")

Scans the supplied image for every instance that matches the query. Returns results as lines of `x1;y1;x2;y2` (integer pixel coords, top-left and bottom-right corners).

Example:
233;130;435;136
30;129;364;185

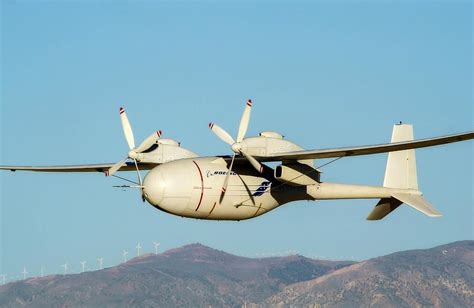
260;131;474;161
2;132;472;170
0;162;158;173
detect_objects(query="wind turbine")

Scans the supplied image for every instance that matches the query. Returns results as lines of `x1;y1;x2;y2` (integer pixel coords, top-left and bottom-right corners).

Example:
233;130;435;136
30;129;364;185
122;250;129;263
21;267;28;280
40;266;45;277
61;263;68;275
80;261;87;273
153;242;160;255
0;274;6;285
97;258;104;270
136;243;142;257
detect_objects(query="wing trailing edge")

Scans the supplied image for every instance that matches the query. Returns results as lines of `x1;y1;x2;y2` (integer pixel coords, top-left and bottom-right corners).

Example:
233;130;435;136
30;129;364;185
262;130;473;162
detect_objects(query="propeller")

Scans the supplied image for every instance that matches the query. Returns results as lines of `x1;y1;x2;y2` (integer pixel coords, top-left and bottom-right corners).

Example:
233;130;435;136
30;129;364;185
107;107;162;181
209;99;265;196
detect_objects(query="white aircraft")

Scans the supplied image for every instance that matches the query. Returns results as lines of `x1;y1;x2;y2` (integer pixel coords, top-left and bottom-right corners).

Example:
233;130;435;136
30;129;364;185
1;100;473;221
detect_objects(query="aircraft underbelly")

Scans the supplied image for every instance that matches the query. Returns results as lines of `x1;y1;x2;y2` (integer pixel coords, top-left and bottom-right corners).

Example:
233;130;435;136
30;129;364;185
187;159;280;220
144;157;282;220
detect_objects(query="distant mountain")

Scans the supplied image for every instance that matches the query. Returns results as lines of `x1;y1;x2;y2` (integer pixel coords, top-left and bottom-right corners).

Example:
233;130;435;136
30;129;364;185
267;241;474;307
0;243;352;307
0;241;472;307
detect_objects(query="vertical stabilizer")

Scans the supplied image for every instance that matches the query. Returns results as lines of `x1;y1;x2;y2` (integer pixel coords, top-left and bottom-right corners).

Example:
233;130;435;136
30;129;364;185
369;124;442;220
383;124;418;190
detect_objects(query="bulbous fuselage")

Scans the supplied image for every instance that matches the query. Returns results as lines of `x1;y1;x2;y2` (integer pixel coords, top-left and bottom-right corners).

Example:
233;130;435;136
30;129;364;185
142;157;309;220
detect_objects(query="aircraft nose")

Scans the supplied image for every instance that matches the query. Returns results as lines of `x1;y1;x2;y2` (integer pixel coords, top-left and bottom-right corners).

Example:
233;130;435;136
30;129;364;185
143;167;165;205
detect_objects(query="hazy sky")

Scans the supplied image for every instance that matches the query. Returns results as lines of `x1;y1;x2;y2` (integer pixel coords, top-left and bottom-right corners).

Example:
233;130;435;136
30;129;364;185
1;1;472;281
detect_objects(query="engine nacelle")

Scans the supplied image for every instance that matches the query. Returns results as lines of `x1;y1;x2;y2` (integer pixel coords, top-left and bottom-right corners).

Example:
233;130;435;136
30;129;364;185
135;139;198;164
240;134;301;157
259;131;284;139
240;133;314;168
157;138;180;146
274;163;320;186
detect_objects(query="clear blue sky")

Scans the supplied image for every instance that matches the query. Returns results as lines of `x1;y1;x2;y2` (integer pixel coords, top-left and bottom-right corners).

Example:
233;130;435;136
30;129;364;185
1;1;472;281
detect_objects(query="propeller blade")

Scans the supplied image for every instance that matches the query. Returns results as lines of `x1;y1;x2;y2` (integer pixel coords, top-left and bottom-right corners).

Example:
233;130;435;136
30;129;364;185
236;99;252;142
209;122;235;145
135;130;162;153
119;107;135;150
133;159;143;186
107;158;128;176
133;159;145;202
241;150;264;174
221;154;236;195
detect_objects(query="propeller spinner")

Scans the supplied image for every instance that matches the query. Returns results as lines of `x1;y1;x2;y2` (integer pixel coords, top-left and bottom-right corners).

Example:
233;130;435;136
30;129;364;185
209;99;265;196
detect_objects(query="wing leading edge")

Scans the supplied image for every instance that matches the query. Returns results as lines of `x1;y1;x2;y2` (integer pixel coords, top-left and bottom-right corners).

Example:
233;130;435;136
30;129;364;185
260;131;474;162
0;162;158;173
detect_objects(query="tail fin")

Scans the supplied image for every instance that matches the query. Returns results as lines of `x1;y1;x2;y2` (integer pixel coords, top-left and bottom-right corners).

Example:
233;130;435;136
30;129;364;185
383;123;418;190
367;123;442;220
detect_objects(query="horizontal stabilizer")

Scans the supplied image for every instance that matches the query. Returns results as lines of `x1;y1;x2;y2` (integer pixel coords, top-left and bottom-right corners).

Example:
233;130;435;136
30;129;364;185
391;192;442;218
